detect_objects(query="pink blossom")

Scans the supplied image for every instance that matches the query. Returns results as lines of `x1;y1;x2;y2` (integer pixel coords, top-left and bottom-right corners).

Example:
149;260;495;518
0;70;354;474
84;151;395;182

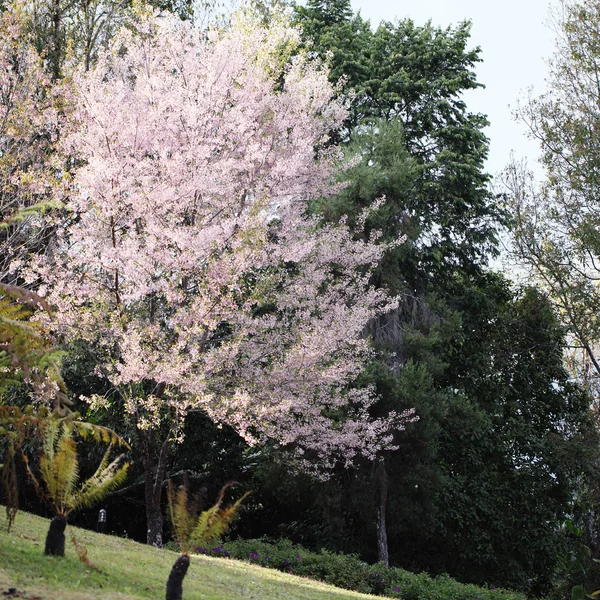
40;10;415;469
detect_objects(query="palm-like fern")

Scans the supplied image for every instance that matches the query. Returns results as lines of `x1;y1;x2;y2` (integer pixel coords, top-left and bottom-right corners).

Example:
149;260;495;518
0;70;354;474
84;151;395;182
166;480;250;600
27;416;130;519
168;480;250;555
8;414;130;556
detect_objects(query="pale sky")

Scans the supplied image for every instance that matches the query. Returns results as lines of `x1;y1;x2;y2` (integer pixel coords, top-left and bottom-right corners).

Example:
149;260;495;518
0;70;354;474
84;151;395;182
350;0;557;178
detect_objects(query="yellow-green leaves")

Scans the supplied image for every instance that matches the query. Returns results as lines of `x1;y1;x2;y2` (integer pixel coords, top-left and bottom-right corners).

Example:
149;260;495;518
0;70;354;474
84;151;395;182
27;415;130;518
168;480;249;555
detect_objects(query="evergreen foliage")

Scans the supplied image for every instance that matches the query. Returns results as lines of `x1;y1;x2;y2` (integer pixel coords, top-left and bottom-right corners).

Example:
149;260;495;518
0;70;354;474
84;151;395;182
294;0;371;133
282;1;600;593
295;0;503;270
248;279;597;594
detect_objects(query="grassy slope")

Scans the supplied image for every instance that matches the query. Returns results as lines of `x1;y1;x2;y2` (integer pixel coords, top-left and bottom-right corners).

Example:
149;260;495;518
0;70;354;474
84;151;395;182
0;509;392;600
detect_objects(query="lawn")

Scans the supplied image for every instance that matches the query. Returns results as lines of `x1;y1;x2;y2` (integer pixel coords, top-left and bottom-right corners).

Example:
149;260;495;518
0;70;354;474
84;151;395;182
0;509;393;600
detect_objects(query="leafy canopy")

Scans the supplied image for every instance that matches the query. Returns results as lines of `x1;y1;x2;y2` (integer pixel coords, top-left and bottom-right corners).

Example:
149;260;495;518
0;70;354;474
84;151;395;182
35;8;414;472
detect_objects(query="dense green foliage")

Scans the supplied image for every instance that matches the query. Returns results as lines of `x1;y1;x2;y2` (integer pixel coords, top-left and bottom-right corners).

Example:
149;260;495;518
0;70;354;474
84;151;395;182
281;1;599;594
505;1;600;593
245;280;597;590
295;0;502;271
188;537;526;600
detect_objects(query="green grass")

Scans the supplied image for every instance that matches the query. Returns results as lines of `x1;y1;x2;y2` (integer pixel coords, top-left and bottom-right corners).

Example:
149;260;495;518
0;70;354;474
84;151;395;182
0;509;394;600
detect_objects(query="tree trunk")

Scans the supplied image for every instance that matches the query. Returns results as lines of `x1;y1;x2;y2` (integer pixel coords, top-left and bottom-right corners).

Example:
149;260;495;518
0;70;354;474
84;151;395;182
166;554;190;600
146;498;164;548
45;515;67;556
375;458;389;566
50;0;62;81
141;427;170;547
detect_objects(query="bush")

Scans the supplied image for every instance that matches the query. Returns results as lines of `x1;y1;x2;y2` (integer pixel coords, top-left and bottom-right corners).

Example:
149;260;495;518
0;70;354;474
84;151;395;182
194;538;527;600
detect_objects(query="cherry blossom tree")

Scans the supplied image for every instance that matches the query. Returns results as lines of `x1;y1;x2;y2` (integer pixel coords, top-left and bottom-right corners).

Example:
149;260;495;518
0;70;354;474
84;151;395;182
36;8;413;545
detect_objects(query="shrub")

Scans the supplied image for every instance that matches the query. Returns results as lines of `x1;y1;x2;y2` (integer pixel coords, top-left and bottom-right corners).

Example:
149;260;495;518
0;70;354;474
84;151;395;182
198;538;527;600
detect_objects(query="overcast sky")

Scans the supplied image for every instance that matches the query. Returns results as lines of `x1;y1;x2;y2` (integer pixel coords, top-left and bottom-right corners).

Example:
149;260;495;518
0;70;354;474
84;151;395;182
349;0;557;178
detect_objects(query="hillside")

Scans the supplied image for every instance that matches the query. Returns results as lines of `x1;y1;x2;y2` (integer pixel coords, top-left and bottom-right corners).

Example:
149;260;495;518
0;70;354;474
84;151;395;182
0;509;393;600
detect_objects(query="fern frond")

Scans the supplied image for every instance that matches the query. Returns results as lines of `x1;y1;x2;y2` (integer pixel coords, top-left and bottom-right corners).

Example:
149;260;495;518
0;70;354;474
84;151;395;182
0;405;47;527
191;501;221;546
40;432;79;515
0;284;51;314
40;417;61;466
213;491;251;532
8;406;47;502
54;434;80;514
0;198;64;230
167;481;196;553
1;438;18;531
71;420;130;450
74;456;129;512
1;407;129;523
38;417;129;515
0;297;42;344
0;291;70;413
167;480;249;555
189;483;250;548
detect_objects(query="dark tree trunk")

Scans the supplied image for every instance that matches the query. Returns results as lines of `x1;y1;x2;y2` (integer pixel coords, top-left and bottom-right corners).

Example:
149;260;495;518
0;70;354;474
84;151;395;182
45;515;67;556
146;498;164;548
375;458;389;566
141;427;170;547
166;554;190;600
50;0;63;80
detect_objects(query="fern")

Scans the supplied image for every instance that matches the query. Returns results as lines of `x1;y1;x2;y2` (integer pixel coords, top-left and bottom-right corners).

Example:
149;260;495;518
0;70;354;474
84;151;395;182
165;480;248;599
76;446;129;511
0;405;45;530
40;429;79;515
1;438;18;529
71;420;130;448
168;481;197;553
4;412;129;524
30;415;130;517
168;480;249;555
